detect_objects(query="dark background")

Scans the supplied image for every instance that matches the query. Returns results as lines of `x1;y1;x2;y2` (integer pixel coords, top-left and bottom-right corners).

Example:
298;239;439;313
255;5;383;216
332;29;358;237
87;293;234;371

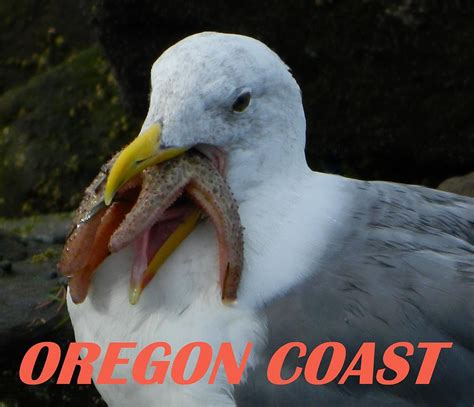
0;0;473;405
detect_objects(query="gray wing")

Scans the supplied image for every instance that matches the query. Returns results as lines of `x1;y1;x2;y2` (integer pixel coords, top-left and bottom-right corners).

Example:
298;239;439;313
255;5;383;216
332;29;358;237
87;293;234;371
236;180;474;406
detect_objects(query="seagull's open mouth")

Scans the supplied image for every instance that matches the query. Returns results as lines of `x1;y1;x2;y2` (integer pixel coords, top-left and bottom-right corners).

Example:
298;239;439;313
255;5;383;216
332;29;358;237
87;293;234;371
59;146;243;306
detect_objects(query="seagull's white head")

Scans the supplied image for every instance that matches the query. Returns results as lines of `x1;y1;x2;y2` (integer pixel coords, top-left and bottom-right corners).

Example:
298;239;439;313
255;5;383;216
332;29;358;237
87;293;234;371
61;32;312;306
105;32;307;204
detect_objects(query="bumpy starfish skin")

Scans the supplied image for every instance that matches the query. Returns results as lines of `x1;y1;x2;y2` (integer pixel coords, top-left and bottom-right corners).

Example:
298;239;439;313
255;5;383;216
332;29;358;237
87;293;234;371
59;151;243;303
59;152;139;303
185;159;243;301
110;152;244;301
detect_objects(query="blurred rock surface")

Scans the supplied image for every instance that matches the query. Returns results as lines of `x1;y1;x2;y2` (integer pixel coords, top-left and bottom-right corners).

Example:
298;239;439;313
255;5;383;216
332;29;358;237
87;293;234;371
438;172;474;198
0;0;140;217
0;213;71;355
0;212;106;406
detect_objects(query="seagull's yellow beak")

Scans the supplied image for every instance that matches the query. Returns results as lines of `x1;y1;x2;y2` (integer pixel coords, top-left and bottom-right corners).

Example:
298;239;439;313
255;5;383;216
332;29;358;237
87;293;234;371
104;123;187;205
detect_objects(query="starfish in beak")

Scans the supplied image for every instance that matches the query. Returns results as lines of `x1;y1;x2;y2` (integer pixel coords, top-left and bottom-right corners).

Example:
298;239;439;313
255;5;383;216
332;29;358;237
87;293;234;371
59;124;243;305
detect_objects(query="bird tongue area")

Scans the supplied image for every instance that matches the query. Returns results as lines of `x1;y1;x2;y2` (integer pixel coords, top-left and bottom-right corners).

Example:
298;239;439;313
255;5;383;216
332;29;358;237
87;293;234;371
59;151;243;306
128;199;199;304
133;204;193;276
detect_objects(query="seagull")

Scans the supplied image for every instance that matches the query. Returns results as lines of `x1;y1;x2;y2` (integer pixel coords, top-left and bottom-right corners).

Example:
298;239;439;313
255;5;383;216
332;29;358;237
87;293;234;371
66;32;474;406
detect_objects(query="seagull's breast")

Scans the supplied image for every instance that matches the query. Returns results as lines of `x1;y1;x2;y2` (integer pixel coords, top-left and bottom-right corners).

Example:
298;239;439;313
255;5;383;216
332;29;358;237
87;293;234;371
67;222;265;406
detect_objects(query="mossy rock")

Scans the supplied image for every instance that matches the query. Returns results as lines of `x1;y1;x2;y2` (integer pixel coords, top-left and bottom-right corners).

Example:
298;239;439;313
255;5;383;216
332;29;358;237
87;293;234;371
0;46;141;216
0;212;72;242
438;172;474;198
0;0;93;94
0;212;107;406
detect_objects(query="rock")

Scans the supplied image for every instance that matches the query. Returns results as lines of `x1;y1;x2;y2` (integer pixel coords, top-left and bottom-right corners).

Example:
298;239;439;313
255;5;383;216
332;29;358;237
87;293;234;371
0;213;72;244
48;270;59;279
82;0;474;187
0;250;68;356
0;0;142;218
0;232;27;262
0;212;106;406
0;213;73;353
438;172;474;198
0;259;13;275
0;0;94;95
0;46;141;217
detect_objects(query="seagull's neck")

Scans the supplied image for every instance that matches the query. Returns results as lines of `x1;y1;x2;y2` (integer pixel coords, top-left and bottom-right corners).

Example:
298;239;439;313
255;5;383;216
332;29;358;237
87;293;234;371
225;144;351;308
225;131;308;204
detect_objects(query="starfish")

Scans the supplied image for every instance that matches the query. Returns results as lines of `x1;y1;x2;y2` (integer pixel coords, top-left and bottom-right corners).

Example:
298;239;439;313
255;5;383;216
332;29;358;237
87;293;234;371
59;150;243;305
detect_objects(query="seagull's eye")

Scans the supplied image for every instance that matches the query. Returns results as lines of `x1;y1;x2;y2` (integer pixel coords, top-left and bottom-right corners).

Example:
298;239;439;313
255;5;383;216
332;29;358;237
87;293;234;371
232;91;252;113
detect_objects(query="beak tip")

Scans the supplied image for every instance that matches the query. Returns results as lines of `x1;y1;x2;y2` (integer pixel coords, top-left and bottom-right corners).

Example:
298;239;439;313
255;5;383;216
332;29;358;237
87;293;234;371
129;286;142;305
104;178;119;206
222;296;237;306
104;193;113;206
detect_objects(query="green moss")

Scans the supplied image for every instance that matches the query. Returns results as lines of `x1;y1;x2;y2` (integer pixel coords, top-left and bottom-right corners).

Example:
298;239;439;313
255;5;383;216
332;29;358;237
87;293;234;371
0;216;36;237
0;214;43;238
31;247;59;264
0;46;140;216
0;0;94;94
0;212;72;239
